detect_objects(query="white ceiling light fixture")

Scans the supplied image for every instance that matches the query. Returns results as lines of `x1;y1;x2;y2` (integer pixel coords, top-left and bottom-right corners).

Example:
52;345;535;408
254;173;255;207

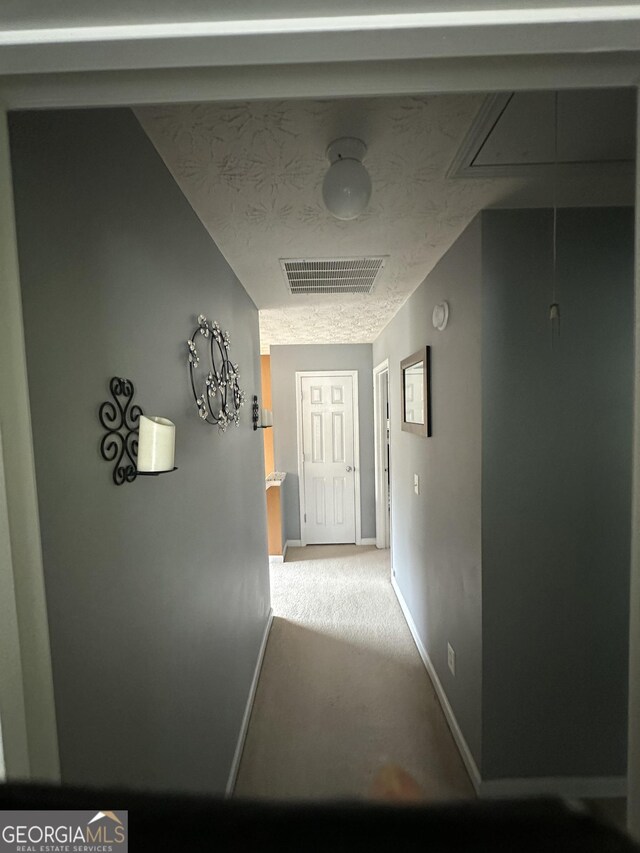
432;301;449;331
322;137;372;221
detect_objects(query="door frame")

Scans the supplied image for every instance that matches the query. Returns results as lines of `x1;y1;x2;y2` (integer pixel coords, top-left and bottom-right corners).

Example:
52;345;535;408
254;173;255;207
2;27;640;833
0;111;60;782
0;424;28;781
295;370;362;547
373;359;390;551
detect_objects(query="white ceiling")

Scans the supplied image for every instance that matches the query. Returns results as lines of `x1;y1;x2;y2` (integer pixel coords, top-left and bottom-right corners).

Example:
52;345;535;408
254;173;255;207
137;90;634;351
137;95;526;350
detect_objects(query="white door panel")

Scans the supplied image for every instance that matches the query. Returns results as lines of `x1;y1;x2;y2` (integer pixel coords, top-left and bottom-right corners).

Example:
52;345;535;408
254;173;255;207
301;375;356;544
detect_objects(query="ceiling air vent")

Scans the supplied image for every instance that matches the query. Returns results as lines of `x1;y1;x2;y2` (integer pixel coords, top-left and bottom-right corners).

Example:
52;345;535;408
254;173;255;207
280;257;385;296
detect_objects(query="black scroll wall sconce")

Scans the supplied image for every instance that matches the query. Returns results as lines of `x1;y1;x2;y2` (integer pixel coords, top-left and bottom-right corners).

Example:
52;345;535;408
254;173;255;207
253;397;273;431
99;377;177;486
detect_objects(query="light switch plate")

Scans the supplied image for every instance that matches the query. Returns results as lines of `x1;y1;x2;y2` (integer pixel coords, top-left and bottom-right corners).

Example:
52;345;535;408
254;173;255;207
414;474;420;495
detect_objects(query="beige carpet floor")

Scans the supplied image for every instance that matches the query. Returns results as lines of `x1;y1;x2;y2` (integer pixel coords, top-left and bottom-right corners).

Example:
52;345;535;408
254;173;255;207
235;544;475;801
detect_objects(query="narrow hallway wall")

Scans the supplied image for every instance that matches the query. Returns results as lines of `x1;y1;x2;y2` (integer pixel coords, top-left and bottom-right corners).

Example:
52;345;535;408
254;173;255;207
372;219;483;770
373;207;634;789
628;92;640;837
10;108;270;794
481;208;634;781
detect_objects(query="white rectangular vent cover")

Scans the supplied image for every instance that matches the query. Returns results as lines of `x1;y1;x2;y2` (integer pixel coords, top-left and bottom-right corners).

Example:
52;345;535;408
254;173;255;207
280;257;385;295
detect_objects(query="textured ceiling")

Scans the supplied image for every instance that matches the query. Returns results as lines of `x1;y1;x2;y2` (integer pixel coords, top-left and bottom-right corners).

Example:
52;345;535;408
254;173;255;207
137;95;525;350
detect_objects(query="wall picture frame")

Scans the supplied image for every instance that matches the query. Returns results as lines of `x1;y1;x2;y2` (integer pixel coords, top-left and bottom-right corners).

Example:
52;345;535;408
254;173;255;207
401;347;431;437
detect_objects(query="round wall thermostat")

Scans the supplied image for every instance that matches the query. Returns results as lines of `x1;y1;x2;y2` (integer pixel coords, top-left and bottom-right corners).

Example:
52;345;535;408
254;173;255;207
432;301;449;331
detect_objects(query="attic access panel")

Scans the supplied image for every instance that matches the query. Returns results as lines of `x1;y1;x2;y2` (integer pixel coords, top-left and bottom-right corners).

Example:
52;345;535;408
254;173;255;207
280;257;385;295
448;89;636;179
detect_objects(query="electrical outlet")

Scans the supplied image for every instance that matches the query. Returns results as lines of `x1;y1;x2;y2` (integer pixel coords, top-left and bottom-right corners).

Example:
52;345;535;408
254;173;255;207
414;473;420;495
447;643;456;676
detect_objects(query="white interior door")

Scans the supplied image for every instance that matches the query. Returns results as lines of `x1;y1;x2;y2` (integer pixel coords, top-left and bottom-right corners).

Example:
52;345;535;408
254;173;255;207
301;374;356;544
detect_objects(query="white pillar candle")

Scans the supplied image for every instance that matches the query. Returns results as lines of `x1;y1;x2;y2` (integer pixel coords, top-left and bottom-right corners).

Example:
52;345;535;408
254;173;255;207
137;416;175;472
261;408;272;427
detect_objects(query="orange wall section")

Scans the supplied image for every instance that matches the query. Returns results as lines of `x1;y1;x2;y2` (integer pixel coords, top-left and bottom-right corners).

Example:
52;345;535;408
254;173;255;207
261;354;283;556
266;486;283;556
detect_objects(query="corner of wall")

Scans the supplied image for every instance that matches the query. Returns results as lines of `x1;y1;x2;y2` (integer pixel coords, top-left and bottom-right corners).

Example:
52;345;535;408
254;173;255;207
0;109;60;782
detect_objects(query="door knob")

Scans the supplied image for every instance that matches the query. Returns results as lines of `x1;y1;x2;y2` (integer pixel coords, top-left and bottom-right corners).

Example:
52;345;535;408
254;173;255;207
346;466;353;472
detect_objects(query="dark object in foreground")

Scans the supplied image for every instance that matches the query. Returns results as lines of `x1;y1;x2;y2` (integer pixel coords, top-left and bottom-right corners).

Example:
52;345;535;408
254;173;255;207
0;782;636;852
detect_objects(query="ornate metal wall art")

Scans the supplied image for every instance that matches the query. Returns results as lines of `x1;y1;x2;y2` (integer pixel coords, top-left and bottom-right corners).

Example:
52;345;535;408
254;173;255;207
99;377;143;485
187;314;246;433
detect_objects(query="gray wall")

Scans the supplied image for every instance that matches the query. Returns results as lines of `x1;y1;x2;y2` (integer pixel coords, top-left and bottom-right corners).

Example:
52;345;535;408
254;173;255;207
10;108;270;793
270;344;375;543
372;209;634;782
481;208;634;780
628;100;640;838
372;219;484;767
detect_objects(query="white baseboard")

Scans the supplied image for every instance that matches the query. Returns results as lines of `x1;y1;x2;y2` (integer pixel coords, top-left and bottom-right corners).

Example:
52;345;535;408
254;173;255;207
480;775;627;799
286;538;375;548
269;541;290;563
390;577;626;801
225;607;274;796
391;576;483;792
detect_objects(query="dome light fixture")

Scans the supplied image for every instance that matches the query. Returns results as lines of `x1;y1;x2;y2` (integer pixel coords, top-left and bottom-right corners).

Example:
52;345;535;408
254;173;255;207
432;301;450;331
322;137;372;221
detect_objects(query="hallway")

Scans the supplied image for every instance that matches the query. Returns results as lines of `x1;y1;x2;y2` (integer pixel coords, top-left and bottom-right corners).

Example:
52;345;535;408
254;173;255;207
235;545;474;801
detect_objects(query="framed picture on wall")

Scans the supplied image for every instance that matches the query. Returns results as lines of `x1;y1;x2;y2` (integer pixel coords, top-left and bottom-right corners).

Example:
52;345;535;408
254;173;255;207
401;347;431;437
